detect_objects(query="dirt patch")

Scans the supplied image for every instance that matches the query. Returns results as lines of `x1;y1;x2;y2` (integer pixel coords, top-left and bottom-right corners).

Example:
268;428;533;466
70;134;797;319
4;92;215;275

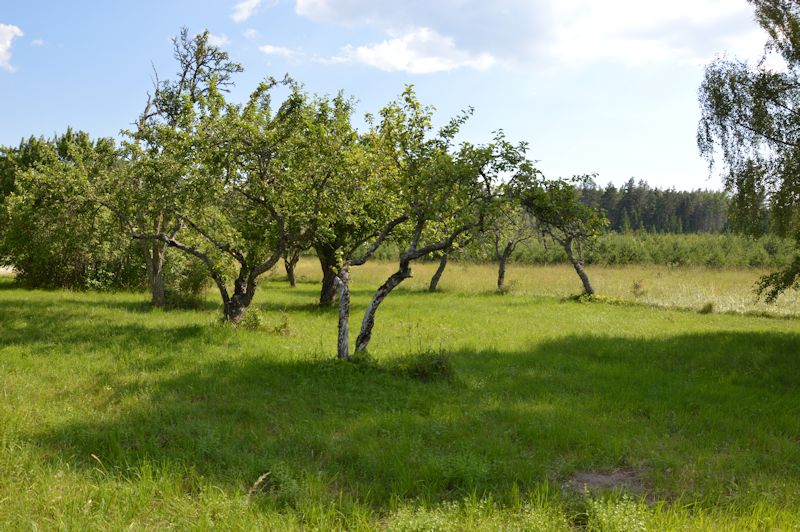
566;468;645;495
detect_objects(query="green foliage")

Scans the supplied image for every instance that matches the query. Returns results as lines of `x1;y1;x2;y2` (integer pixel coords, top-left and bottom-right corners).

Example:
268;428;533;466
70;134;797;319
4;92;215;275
238;308;267;330
698;0;800;300
453;231;795;268
521;174;609;248
580;178;732;234
0;131;144;290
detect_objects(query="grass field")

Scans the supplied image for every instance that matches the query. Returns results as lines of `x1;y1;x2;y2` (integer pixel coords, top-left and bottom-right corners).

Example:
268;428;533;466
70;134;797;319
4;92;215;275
1;261;799;529
319;259;800;317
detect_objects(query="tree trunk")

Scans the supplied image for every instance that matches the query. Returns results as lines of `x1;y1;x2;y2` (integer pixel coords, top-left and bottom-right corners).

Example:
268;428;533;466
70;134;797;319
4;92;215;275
143;240;166;307
563;240;594;295
428;252;449;292
355;265;412;354
335;267;351;360
316;244;338;306
221;270;260;323
284;251;299;288
223;283;256;323
497;243;513;291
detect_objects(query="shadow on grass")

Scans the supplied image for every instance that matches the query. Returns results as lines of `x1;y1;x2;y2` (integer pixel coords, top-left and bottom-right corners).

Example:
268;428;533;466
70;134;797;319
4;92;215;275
27;328;800;509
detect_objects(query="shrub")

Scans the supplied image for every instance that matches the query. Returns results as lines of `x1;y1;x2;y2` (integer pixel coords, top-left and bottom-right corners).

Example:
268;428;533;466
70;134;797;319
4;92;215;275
392;349;455;382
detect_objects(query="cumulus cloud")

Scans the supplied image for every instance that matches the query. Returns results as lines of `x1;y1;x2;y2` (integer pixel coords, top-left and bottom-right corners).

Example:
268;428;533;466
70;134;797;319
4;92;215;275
207;33;231;47
243;28;260;40
292;0;767;68
231;0;262;23
547;0;766;66
259;44;304;59
336;27;495;74
0;23;24;72
31;38;45;46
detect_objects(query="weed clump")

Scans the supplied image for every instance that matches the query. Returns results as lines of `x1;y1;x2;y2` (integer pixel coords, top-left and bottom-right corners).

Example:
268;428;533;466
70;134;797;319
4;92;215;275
238;309;267;330
271;312;294;336
391;349;455;382
699;302;714;314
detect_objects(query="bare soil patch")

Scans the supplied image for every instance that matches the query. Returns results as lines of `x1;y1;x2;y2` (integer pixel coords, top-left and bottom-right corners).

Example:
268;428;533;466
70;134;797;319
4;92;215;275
566;468;645;495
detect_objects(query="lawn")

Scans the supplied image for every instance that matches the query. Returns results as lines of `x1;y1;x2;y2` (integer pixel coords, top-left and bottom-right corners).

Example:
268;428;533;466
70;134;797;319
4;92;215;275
0;262;799;530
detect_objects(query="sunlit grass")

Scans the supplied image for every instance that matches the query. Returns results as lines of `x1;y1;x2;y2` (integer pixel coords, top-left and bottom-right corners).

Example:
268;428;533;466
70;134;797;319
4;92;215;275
305;259;800;316
0;262;799;529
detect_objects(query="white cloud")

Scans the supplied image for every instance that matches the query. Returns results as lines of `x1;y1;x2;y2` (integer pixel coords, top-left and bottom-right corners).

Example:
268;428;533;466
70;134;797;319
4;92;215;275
292;0;768;68
243;28;260;40
336;27;495;74
546;0;766;66
259;44;303;59
207;33;231;47
0;23;24;72
231;0;262;23
31;38;45;46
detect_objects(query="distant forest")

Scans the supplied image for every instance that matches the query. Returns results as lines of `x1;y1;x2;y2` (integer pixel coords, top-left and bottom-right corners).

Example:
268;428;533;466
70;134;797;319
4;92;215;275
578;178;734;234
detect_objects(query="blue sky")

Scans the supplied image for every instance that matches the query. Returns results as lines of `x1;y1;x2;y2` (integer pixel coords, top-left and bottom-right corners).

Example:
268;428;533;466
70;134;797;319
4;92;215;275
0;0;770;190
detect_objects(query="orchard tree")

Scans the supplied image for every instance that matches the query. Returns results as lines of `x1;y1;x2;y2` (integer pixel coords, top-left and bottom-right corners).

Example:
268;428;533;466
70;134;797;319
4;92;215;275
112;78;318;323
105;28;242;307
271;90;396;307
698;0;800;300
521;175;608;296
333;88;533;359
488;194;537;291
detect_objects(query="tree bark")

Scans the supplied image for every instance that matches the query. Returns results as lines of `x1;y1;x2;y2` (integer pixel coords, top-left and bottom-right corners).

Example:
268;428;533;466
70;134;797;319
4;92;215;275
428;252;449;292
497;243;513;291
142;240;166;307
335;267;351;360
284;251;299;288
563;239;594;295
223;275;257;323
316;244;338;306
355;265;412;354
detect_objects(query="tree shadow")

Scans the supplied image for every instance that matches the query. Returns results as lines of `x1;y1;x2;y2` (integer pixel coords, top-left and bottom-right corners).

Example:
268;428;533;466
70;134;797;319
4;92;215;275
28;330;800;509
0;299;211;351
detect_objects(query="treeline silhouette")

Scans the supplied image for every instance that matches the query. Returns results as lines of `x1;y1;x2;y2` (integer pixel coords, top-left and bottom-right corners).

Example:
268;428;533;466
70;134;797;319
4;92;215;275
579;178;731;234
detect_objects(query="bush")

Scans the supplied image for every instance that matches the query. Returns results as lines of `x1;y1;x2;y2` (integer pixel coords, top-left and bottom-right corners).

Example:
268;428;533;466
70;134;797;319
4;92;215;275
453;232;796;269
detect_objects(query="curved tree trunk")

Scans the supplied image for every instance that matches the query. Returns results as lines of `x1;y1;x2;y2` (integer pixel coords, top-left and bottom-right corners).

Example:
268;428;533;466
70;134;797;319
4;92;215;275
316;244;338;306
428;252;449;292
355;265;412;354
223;276;258;323
284;251;300;288
497;243;513;291
335;267;351;360
563;239;594;295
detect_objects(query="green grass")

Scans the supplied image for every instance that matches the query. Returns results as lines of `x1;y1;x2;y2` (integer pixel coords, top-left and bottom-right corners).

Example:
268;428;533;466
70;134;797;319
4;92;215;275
1;263;799;530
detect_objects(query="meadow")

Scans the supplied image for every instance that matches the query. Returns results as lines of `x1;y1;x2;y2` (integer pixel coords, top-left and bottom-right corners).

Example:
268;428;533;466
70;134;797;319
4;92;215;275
1;261;799;530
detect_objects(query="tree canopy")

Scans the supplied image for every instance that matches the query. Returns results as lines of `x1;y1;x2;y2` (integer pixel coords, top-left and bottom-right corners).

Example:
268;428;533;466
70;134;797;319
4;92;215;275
698;0;800;300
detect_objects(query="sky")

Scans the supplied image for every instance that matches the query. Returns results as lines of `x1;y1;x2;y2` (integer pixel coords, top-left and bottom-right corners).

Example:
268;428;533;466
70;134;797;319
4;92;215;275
0;0;772;191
